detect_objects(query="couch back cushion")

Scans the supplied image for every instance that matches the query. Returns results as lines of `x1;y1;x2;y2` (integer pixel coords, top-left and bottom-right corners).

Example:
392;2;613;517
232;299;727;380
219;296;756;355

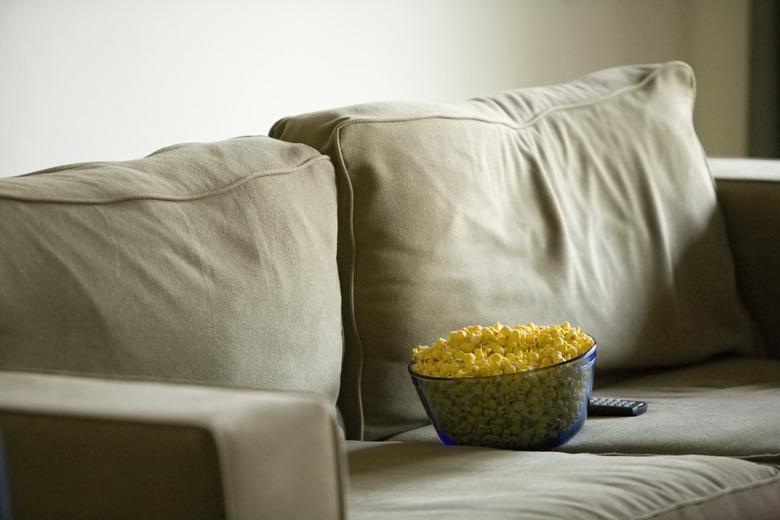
0;137;343;400
270;62;757;440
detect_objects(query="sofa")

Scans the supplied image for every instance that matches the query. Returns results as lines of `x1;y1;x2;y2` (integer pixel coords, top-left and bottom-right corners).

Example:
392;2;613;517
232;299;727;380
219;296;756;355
1;61;779;519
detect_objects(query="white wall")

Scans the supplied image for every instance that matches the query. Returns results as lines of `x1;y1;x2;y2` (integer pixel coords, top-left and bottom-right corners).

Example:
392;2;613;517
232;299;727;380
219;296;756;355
686;0;750;159
0;0;749;177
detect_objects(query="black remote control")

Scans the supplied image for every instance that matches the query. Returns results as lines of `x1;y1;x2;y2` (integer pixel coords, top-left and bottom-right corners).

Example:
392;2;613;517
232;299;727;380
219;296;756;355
588;397;647;417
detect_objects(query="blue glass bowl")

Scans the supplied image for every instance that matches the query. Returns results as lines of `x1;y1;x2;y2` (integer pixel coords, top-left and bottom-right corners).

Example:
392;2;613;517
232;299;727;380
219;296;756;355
409;345;596;450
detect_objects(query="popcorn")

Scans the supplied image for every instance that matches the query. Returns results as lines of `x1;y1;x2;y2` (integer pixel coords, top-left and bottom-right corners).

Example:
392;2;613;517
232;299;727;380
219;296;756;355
411;322;594;378
409;322;596;449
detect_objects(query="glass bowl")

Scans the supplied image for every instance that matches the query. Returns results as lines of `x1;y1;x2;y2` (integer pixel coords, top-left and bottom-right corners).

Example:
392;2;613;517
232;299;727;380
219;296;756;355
409;345;596;450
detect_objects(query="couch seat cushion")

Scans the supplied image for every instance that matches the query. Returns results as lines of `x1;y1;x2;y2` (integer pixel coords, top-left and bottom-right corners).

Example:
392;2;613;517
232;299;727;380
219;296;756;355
561;357;780;461
391;357;780;462
347;441;780;520
0;137;343;400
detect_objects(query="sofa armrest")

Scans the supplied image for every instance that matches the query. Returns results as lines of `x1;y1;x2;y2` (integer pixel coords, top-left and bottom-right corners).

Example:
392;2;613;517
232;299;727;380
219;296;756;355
0;371;347;520
710;157;780;358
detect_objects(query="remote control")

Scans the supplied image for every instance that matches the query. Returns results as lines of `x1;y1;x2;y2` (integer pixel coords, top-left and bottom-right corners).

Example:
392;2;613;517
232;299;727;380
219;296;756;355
588;397;647;417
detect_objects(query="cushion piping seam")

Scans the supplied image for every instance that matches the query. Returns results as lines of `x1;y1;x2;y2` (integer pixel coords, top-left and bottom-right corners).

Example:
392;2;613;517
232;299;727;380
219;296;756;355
0;365;328;398
334;125;365;440
335;61;691;440
634;472;780;520
559;450;780;460
330;61;692;135
0;155;330;205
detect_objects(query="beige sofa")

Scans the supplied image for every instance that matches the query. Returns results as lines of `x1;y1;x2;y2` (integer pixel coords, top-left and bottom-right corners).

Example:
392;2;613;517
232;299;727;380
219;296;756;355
1;62;779;519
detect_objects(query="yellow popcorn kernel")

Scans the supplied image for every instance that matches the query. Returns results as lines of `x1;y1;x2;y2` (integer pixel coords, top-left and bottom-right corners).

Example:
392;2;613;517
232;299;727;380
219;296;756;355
410;322;593;378
447;330;465;344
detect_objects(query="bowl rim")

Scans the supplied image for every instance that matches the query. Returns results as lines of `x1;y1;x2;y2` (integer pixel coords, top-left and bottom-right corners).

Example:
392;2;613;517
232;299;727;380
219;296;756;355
408;343;597;381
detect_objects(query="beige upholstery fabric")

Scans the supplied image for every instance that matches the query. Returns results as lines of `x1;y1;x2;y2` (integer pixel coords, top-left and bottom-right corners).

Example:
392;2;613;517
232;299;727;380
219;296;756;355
0;137;343;399
346;441;780;520
271;62;755;440
0;371;347;520
390;357;780;462
711;158;780;358
709;157;780;182
563;357;780;461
